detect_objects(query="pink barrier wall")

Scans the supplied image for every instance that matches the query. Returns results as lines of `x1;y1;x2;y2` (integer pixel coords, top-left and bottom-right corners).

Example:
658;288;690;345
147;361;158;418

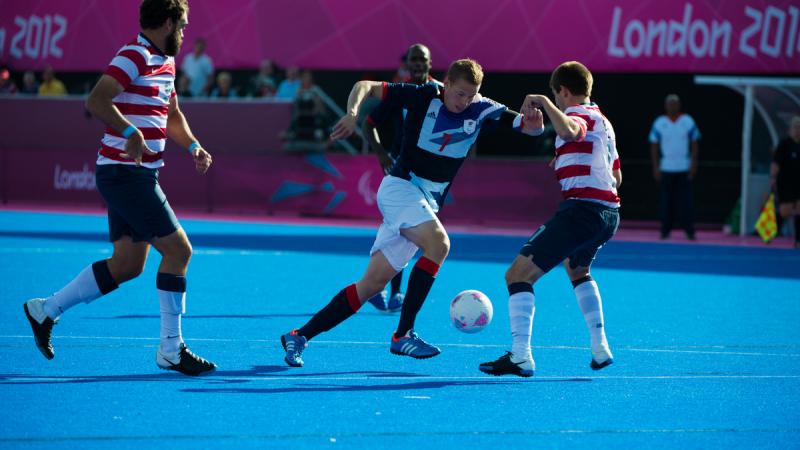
0;148;562;229
0;96;560;227
2;1;797;73
0;97;293;153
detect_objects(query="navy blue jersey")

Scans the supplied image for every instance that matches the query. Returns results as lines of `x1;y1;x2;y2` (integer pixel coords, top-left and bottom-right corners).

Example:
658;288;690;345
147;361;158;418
368;79;443;160
371;82;536;210
380;82;529;182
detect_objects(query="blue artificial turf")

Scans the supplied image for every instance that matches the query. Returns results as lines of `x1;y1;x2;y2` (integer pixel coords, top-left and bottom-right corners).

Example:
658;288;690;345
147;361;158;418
1;210;798;449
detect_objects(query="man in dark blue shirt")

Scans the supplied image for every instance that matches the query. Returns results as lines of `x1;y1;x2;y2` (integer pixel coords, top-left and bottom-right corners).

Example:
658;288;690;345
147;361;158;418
362;43;441;313
280;59;543;367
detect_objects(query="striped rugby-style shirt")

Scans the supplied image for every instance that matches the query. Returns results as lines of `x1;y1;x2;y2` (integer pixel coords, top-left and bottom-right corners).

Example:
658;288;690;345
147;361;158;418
553;103;621;208
98;33;176;169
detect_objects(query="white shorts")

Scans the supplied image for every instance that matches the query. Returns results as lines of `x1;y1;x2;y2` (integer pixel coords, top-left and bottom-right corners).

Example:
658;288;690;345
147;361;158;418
369;176;438;271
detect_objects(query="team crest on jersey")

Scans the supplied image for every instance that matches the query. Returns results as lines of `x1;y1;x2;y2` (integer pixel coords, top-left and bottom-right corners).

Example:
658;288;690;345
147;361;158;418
463;119;477;134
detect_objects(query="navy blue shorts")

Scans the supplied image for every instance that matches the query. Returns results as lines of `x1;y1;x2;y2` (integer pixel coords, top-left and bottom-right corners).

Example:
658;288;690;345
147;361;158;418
519;200;619;273
95;164;180;243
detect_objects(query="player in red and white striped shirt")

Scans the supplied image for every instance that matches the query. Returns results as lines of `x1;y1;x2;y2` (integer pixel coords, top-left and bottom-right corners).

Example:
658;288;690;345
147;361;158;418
23;0;216;376
480;61;621;377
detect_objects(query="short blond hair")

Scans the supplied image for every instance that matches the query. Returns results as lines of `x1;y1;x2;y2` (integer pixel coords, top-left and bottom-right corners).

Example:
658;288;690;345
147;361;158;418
447;59;483;86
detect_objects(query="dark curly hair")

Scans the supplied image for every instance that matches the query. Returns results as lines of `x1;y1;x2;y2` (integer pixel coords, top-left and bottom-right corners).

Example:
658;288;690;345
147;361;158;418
139;0;188;29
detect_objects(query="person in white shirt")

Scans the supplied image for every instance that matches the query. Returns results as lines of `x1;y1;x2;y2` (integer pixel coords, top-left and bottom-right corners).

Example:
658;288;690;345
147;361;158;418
649;94;700;240
180;38;214;97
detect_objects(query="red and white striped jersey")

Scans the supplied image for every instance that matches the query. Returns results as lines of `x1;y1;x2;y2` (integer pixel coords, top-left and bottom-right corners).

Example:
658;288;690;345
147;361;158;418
553;103;620;208
97;34;176;169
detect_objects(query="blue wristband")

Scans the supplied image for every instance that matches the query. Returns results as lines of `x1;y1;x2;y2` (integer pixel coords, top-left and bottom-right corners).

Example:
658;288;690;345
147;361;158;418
188;142;200;154
122;125;137;139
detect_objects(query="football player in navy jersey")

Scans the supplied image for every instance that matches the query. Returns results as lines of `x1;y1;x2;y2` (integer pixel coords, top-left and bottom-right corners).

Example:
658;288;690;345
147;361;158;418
361;43;440;313
280;59;543;367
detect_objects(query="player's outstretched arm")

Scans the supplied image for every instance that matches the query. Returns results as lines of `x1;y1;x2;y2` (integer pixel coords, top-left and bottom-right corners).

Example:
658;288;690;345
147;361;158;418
330;81;385;141
86;75;155;166
167;95;212;174
523;94;583;142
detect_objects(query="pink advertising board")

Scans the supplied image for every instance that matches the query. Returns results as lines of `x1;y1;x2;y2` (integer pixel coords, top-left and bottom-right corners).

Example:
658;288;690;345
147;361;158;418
1;0;797;73
0;149;562;229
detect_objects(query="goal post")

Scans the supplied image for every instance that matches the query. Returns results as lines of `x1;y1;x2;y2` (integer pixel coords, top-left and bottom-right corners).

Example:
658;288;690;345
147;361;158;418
694;76;800;237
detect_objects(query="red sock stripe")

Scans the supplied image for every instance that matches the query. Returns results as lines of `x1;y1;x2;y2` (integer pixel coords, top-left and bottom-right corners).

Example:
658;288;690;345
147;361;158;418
415;256;441;277
345;283;361;312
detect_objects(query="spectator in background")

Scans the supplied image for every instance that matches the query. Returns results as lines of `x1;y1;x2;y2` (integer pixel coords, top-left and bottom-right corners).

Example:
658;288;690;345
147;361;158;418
771;115;800;248
210;71;237;99
176;74;192;97
649;94;700;240
283;70;326;150
275;66;300;100
20;70;39;94
251;58;277;98
295;70;325;136
181;38;214;97
0;67;18;94
38;65;67;96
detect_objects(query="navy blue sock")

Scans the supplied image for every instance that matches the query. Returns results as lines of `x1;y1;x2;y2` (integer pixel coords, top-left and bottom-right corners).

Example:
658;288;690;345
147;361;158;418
297;284;360;341
395;257;440;337
570;275;593;288
156;272;187;293
92;260;119;294
507;282;533;296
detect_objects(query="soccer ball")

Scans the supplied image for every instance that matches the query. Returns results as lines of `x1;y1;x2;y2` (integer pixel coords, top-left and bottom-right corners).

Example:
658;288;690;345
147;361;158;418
450;290;493;333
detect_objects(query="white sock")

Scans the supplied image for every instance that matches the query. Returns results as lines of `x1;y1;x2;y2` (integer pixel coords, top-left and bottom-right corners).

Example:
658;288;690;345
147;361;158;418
509;291;535;361
43;265;103;319
574;279;608;350
158;289;185;354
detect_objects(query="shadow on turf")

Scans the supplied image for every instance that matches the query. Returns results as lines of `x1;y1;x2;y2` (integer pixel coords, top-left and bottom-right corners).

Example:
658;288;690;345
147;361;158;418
181;377;591;394
0;365;433;385
0;364;592;388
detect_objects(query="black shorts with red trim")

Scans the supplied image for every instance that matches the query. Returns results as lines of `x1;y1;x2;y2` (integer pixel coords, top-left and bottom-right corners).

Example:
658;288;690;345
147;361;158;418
519;200;619;273
95;164;179;243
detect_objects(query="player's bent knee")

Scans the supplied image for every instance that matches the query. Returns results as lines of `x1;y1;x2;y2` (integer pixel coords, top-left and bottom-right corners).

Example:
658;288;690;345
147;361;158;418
424;236;450;262
108;255;146;283
165;241;192;266
565;261;590;280
505;255;541;285
505;265;528;285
